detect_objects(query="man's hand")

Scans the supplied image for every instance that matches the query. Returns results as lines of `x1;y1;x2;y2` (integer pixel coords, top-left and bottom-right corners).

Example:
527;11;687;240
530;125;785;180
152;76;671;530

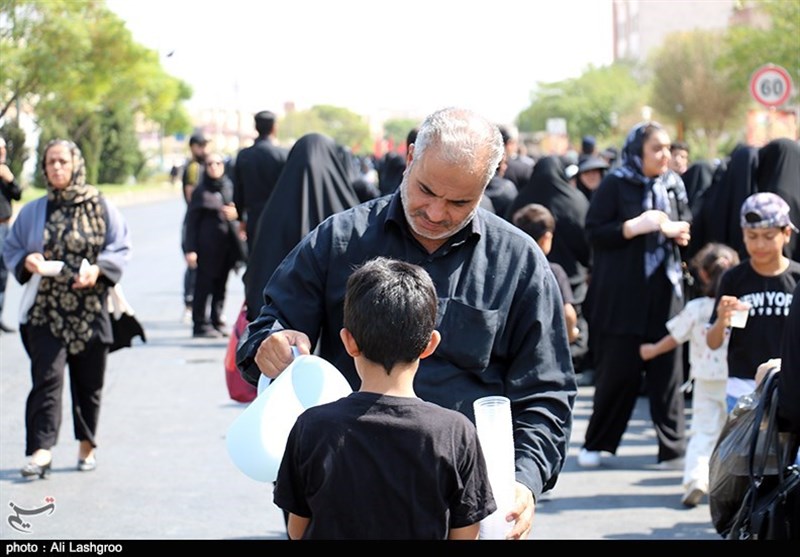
504;482;534;540
254;329;312;379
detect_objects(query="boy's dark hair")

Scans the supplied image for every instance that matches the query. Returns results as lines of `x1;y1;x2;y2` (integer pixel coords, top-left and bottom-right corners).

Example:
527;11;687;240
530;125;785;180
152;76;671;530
670;141;689;154
343;257;437;374
254;111;277;136
512;203;555;242
690;242;739;297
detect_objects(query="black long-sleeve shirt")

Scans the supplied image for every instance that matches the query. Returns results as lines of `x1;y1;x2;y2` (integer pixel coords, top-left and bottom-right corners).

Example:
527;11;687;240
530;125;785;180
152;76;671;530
0;174;22;222
236;192;577;500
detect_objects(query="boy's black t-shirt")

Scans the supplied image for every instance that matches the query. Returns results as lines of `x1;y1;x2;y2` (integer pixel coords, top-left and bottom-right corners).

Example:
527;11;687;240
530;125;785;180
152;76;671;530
274;391;497;539
711;259;800;380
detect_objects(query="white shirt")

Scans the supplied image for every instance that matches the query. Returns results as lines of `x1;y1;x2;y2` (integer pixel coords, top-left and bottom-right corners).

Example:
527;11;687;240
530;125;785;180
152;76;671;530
666;296;729;381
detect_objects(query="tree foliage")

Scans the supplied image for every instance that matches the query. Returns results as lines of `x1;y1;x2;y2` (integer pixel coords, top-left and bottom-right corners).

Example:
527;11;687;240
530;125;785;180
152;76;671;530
278;105;372;154
516;62;646;147
649;29;748;158
97;105;144;184
1;0;193;183
0;118;28;178
0;0;192;128
383;118;420;148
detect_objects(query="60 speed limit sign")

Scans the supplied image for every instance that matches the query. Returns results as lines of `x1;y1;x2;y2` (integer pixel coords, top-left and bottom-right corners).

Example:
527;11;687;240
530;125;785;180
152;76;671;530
750;64;793;107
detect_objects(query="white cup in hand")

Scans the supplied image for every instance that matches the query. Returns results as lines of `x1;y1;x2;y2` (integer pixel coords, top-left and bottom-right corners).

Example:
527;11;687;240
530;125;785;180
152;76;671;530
730;304;751;328
659;220;690;238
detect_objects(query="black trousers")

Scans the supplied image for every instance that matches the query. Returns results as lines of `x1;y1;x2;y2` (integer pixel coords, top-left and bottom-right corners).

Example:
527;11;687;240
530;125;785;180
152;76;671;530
192;263;231;332
22;325;108;456
583;333;686;463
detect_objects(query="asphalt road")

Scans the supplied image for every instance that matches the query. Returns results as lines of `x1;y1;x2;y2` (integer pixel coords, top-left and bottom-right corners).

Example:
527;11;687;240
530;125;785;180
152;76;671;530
0;192;721;543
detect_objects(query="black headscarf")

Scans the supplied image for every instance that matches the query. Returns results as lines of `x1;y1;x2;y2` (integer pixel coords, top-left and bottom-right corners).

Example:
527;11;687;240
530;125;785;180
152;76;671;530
243;133;361;321
30;139;108;354
698;144;759;260
682;160;719;259
506;156;591;301
757;138;800;262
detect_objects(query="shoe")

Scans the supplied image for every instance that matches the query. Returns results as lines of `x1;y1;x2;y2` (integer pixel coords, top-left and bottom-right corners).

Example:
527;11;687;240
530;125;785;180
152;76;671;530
193;328;223;339
681;481;706;507
655;456;685;470
21;460;52;479
77;457;97;472
0;322;16;333
213;324;230;337
577;448;601;468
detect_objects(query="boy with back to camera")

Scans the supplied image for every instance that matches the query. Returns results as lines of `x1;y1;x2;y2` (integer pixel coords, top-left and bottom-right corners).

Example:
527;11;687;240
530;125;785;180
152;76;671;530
273;257;496;539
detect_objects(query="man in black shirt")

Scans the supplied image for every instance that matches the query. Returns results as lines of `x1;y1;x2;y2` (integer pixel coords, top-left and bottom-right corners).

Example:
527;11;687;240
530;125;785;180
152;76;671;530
232;111;288;251
237;107;576;540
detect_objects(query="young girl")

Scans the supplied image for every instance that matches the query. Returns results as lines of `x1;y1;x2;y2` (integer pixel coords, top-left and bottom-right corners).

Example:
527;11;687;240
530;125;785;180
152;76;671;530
639;242;740;507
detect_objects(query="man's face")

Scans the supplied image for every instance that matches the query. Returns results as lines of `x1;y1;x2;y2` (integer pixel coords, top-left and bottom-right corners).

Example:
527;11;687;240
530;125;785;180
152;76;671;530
400;144;486;253
191;142;208;161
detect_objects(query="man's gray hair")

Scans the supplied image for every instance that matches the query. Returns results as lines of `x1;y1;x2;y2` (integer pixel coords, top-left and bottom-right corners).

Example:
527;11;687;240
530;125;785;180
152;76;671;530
412;107;504;188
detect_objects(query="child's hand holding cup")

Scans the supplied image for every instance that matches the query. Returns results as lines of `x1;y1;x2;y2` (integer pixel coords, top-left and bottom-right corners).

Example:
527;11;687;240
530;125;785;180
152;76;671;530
729;301;751;329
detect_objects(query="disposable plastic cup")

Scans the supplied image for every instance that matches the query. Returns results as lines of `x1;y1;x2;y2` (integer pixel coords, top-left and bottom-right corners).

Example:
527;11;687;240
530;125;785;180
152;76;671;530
473;395;515;540
730;306;750;328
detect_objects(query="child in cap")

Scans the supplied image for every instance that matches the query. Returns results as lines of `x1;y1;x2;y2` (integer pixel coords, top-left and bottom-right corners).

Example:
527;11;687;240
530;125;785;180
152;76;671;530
707;192;800;412
273;256;496;540
640;242;740;507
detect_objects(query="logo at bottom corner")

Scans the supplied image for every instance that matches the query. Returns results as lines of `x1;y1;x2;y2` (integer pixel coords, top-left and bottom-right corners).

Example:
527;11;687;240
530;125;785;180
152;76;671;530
7;497;56;534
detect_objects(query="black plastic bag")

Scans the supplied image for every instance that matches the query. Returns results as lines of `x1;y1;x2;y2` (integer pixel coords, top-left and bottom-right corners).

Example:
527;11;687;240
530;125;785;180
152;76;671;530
709;390;760;536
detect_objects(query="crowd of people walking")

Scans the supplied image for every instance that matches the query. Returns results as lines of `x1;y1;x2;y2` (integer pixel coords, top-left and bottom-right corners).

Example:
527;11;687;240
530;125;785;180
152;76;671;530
2;104;798;540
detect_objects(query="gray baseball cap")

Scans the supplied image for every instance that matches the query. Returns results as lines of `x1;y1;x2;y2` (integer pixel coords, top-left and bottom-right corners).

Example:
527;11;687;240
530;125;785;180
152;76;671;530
740;192;798;232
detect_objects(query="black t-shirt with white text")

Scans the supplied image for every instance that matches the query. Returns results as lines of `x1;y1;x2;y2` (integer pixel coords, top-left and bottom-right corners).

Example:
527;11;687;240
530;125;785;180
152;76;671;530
711;260;800;379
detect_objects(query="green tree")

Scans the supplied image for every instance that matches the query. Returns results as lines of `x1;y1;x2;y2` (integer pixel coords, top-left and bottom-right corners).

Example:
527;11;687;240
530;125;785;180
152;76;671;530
0;119;28;181
383;118;419;149
1;0;193;183
516;62;646;147
97;105;144;184
649;29;748;159
278;105;372;153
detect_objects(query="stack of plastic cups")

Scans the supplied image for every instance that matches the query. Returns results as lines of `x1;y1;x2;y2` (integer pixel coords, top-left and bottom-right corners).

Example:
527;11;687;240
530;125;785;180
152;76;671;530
473;395;516;540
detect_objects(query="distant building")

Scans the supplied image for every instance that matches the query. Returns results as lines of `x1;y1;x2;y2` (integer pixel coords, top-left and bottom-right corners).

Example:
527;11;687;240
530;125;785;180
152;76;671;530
612;0;737;62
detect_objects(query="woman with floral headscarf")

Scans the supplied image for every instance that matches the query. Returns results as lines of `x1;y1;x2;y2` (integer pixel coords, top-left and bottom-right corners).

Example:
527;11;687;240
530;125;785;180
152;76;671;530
578;122;692;470
2;139;131;478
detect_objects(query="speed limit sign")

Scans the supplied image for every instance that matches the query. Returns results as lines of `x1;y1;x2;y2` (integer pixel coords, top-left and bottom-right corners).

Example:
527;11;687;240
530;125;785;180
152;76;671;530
750;64;793;107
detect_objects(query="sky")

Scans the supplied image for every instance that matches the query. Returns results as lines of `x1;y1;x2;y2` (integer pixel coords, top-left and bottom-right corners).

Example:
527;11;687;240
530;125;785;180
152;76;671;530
106;0;614;126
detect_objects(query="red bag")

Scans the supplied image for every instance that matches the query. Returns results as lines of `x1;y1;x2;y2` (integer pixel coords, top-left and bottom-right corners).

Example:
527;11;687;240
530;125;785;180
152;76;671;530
224;303;257;403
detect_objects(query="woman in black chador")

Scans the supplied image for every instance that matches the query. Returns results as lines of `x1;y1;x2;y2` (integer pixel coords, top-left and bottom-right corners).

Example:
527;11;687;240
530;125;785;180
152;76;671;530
184;152;244;338
242;133;361;322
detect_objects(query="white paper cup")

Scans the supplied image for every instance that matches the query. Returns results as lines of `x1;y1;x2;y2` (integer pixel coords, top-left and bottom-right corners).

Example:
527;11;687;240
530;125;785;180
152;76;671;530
473;395;515;540
730;306;750;328
38;260;65;277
